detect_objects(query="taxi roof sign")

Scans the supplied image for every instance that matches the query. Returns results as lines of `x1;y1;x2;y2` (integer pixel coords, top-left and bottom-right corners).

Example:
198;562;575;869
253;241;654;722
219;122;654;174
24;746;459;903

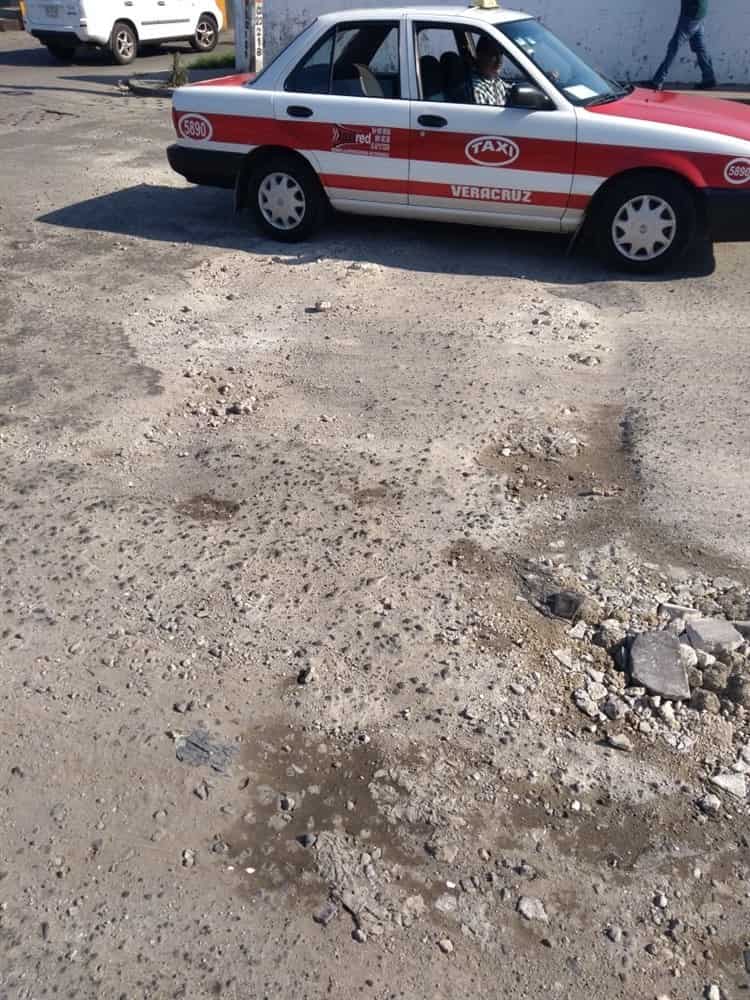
470;0;500;9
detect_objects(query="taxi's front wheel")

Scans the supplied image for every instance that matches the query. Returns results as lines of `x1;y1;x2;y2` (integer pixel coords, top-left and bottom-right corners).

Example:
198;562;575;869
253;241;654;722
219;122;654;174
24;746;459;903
593;172;697;273
249;155;325;242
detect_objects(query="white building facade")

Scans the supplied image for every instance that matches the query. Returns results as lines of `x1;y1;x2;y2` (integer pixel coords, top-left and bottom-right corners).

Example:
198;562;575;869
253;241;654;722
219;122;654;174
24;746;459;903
260;0;749;84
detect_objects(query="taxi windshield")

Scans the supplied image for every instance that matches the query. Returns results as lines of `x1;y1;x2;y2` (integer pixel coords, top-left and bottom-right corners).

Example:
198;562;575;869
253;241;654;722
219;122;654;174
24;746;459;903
499;18;629;106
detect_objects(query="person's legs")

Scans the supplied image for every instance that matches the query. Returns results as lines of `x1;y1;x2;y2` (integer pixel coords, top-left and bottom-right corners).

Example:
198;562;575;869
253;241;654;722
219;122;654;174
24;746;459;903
688;19;716;85
652;14;690;86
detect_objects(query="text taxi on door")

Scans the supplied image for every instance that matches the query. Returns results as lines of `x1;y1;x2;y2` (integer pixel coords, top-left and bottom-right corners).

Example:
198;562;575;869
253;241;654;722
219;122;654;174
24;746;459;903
167;0;750;272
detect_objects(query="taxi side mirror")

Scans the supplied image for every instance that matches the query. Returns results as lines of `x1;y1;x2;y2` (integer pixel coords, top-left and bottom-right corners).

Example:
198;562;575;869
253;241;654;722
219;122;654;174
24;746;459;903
509;83;555;110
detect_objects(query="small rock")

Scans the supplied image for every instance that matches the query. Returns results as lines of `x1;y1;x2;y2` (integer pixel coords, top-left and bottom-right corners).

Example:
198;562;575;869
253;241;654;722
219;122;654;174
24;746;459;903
710;771;747;799
686;618;743;655
297;833;317;848
547;591;584;620
629;631;690;701
654;893;668;909
705;984;722;1000
600;696;626;721
313;901;338;926
678;642;698;670
181;849;196;868
279;794;295;812
438;938;454;954
297;665;315;685
595;620;627;649
353;928;367;943
517;896;548;923
313;300;332;313
606;924;623;943
573;689;599;719
726;673;750;708
659;602;700;621
703;664;731;693
587;681;608;702
696;649;716;668
697;793;722;817
194;782;209;801
607;733;633;752
691;689;721;714
173;701;191;714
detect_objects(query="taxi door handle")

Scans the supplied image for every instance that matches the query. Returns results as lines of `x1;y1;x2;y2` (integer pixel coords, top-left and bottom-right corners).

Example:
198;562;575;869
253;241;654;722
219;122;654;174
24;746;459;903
287;105;313;118
418;114;447;128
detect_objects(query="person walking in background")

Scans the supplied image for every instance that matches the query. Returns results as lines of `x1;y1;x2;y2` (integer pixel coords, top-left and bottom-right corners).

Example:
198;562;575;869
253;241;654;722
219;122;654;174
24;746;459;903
651;0;716;91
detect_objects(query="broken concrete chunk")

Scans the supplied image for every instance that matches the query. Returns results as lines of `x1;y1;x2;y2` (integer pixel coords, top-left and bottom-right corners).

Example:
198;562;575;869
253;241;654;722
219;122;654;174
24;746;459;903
685;618;744;655
709;771;747;799
629;632;690;701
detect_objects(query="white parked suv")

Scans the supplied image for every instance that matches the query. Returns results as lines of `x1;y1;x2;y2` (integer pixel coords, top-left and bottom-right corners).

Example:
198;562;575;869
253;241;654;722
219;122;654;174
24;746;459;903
25;0;224;64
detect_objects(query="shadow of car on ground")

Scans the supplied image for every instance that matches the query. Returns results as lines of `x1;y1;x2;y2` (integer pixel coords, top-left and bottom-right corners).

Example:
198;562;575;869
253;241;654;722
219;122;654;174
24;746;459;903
37;182;716;283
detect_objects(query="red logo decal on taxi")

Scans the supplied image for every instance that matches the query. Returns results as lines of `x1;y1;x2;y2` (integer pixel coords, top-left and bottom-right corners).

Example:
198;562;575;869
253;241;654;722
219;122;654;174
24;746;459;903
332;125;391;157
177;113;213;142
465;136;520;167
724;157;750;185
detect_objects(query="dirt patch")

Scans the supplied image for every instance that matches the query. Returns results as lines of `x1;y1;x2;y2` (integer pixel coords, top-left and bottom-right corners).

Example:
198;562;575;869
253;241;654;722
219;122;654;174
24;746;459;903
445;538;507;579
175;494;240;522
477;405;631;504
221;725;422;897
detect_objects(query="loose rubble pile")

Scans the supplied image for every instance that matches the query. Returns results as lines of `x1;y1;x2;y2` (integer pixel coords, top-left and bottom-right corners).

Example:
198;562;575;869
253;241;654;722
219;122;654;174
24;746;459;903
524;546;750;773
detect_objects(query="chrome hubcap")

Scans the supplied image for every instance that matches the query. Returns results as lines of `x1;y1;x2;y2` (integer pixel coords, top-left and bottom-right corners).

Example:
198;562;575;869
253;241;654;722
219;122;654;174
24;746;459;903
196;20;214;45
115;29;134;58
612;194;676;261
258;172;306;231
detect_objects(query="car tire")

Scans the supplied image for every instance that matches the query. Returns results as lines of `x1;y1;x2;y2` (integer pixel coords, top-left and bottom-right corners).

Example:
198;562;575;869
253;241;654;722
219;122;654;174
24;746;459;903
249;155;326;242
191;13;218;52
593;172;697;274
110;21;137;65
45;41;75;62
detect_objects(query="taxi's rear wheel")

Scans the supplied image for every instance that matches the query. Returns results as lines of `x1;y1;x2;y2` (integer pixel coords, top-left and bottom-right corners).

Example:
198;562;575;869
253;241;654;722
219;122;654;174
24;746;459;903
593;173;697;273
249;155;325;242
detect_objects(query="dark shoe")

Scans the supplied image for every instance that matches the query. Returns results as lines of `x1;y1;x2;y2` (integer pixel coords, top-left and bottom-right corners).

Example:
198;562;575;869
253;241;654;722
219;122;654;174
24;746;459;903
695;79;717;90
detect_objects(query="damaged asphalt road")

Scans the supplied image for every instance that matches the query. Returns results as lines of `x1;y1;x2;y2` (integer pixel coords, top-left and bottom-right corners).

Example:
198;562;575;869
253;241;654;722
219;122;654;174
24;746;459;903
2;31;750;1000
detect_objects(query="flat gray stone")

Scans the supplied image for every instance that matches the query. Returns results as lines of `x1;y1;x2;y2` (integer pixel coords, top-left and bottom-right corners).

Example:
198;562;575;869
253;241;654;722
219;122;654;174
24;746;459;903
629;632;690;701
686;618;743;655
710;771;747;799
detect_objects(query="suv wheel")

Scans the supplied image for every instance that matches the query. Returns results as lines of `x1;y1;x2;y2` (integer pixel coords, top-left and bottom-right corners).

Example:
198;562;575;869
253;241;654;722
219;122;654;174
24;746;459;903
191;13;218;52
593;172;697;273
111;21;137;65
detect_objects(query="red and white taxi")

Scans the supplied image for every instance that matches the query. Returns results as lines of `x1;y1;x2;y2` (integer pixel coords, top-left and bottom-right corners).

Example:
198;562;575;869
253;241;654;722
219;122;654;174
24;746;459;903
167;2;750;271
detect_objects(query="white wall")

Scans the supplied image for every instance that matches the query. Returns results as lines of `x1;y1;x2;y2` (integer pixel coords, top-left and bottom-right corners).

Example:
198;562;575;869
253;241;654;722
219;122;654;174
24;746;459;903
261;1;750;84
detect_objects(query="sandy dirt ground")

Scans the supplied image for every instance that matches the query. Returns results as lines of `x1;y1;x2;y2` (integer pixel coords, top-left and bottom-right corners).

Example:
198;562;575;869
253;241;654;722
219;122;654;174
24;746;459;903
2;31;750;1000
